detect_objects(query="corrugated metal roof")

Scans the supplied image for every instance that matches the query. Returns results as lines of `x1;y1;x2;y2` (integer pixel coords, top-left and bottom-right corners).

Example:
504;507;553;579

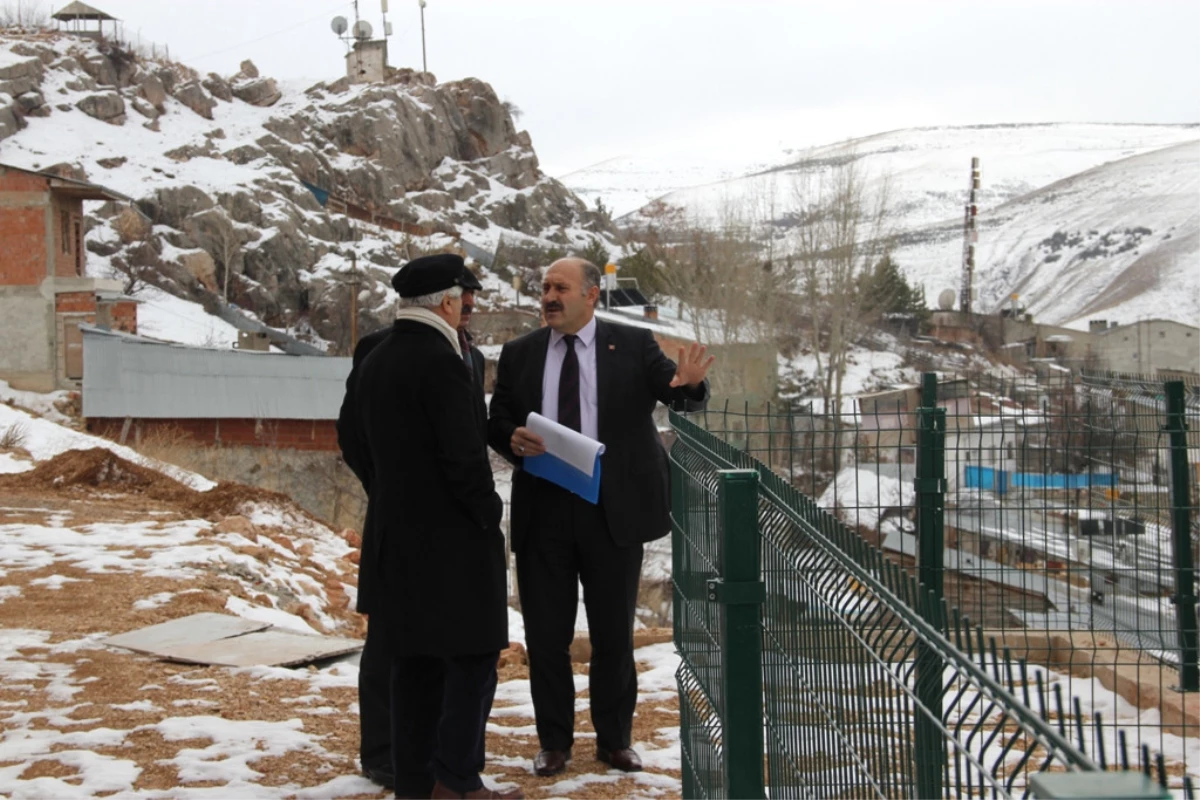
82;327;351;420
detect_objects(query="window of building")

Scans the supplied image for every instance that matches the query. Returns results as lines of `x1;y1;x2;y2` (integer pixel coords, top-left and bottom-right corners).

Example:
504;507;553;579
61;210;71;253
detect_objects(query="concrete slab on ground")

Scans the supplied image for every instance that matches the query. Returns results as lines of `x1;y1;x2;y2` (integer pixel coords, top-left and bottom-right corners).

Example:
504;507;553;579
103;612;363;667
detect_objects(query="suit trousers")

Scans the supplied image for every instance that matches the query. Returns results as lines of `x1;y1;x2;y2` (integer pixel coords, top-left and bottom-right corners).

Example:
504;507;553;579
516;482;644;753
390;651;499;797
358;616;391;772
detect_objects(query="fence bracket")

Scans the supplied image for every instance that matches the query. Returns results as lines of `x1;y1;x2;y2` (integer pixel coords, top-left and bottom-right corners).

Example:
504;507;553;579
706;577;765;605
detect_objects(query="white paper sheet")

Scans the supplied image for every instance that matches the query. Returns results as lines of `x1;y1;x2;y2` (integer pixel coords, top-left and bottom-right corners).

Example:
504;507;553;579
526;412;606;477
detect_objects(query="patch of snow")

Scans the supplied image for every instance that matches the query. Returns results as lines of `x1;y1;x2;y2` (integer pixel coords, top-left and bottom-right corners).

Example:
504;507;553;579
0;402;215;492
224;595;317;635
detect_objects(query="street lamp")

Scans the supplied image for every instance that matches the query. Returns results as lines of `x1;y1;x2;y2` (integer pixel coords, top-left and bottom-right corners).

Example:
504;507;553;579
418;0;427;73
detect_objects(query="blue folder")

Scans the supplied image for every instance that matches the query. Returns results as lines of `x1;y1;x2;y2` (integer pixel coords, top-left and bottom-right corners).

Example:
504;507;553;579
524;451;603;504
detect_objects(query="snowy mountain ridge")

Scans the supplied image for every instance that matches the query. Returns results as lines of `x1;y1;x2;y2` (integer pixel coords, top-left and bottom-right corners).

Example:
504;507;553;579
562;123;1200;329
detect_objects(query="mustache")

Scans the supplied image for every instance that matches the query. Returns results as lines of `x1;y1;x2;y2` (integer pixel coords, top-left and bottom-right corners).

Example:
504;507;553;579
543;302;563;312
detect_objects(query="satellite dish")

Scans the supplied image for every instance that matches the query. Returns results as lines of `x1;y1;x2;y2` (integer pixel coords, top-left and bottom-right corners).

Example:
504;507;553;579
937;289;956;310
352;19;373;39
330;15;348;35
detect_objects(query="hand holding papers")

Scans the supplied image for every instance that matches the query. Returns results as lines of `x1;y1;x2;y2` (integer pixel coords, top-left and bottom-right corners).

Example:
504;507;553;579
521;412;605;504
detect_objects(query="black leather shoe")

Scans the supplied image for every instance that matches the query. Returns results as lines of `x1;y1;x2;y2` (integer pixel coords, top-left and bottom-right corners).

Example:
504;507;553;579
431;780;525;799
362;763;395;789
596;746;643;772
533;749;571;777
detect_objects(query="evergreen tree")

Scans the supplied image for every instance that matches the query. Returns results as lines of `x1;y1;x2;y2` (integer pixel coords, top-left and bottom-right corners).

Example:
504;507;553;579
579;238;610;270
859;254;921;316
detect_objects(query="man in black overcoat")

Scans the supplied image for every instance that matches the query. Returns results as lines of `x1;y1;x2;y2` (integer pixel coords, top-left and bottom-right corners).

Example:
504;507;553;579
337;258;488;792
488;258;713;777
338;254;522;800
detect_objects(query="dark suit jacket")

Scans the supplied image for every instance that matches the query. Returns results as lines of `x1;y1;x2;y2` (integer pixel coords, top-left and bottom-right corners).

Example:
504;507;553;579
487;319;708;552
336;320;506;656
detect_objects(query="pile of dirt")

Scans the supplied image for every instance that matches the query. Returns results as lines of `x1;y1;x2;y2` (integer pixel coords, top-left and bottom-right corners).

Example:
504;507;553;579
0;448;325;525
0;448;193;501
179;481;304;522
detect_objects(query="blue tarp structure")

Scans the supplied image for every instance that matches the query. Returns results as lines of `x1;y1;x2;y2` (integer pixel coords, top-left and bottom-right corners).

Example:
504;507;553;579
964;466;1118;495
301;181;330;207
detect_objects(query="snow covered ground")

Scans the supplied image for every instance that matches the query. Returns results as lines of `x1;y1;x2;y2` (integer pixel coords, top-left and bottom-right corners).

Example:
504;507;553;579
0;389;683;799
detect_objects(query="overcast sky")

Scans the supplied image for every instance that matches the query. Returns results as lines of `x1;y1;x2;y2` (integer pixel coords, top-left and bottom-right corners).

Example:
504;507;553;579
42;0;1200;175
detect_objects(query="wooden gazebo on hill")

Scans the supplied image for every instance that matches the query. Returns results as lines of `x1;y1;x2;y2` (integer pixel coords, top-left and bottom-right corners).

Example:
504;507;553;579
51;1;118;39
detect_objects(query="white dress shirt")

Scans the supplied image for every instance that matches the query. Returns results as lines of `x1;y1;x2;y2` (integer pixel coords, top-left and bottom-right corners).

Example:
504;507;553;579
541;316;599;441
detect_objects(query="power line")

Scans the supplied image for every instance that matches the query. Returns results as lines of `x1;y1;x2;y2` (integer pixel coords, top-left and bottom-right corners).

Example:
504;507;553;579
180;1;354;66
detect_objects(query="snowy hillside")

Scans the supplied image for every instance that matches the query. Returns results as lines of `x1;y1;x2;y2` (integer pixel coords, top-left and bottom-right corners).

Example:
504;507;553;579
904;140;1200;327
558;153;772;219
582;124;1199;328
0;31;614;349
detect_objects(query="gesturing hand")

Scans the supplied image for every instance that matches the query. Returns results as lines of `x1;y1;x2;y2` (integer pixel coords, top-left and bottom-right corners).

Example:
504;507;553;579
669;342;716;389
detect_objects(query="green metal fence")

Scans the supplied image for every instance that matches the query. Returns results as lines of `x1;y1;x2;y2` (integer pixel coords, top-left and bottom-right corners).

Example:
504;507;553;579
669;370;1193;798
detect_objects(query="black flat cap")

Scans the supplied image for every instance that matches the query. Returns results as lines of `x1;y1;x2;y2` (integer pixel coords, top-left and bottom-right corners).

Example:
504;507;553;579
392;253;479;298
459;266;483;292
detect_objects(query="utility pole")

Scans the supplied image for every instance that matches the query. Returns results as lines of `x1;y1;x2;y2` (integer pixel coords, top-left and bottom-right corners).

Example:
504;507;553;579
960;157;980;316
419;0;428;72
348;250;360;351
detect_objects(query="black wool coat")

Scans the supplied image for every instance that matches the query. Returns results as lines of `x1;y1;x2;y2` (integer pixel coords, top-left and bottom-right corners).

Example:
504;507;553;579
487;319;708;553
338;328;485;496
338;319;506;657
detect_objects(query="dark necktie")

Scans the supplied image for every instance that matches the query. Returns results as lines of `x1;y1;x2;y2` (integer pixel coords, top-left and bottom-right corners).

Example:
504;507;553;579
558;334;581;432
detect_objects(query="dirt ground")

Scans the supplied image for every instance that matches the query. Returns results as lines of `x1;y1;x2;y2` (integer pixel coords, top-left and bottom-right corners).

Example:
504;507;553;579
0;450;682;799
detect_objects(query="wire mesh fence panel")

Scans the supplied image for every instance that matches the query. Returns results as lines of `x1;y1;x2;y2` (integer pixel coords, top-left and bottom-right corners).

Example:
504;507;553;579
674;368;1199;794
671;424;729;799
672;412;1116;799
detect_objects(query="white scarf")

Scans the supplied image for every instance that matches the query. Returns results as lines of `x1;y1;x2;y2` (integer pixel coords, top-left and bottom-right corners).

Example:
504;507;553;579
394;307;462;357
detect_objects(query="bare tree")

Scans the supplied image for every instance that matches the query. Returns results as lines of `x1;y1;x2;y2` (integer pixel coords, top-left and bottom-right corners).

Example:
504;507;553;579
639;180;793;346
186;209;244;304
0;1;52;29
788;156;893;471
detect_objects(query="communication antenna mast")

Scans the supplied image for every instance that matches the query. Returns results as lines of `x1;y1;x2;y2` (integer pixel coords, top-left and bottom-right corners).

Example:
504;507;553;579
381;0;393;40
959;157;980;315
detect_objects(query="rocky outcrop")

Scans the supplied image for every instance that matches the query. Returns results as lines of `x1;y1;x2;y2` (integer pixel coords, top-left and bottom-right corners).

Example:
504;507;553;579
237;59;259;80
231;77;280;107
16;89;47;116
138;185;216;229
203;73;233;102
0;54;43;97
0;101;22;140
0;30;618;349
75;91;126;124
172;79;216;119
138;73;167;110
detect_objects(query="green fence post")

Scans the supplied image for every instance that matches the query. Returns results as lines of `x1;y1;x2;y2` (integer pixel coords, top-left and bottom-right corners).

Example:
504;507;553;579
1030;772;1170;799
1165;380;1199;692
915;372;947;797
709;469;765;800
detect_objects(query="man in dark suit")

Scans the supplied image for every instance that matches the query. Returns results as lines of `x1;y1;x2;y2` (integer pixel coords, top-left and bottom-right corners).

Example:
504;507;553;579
337;254;522;800
339;258;486;791
488;257;713;777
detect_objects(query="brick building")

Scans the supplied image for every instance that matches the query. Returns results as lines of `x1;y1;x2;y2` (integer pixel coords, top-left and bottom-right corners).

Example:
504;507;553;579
0;163;137;390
